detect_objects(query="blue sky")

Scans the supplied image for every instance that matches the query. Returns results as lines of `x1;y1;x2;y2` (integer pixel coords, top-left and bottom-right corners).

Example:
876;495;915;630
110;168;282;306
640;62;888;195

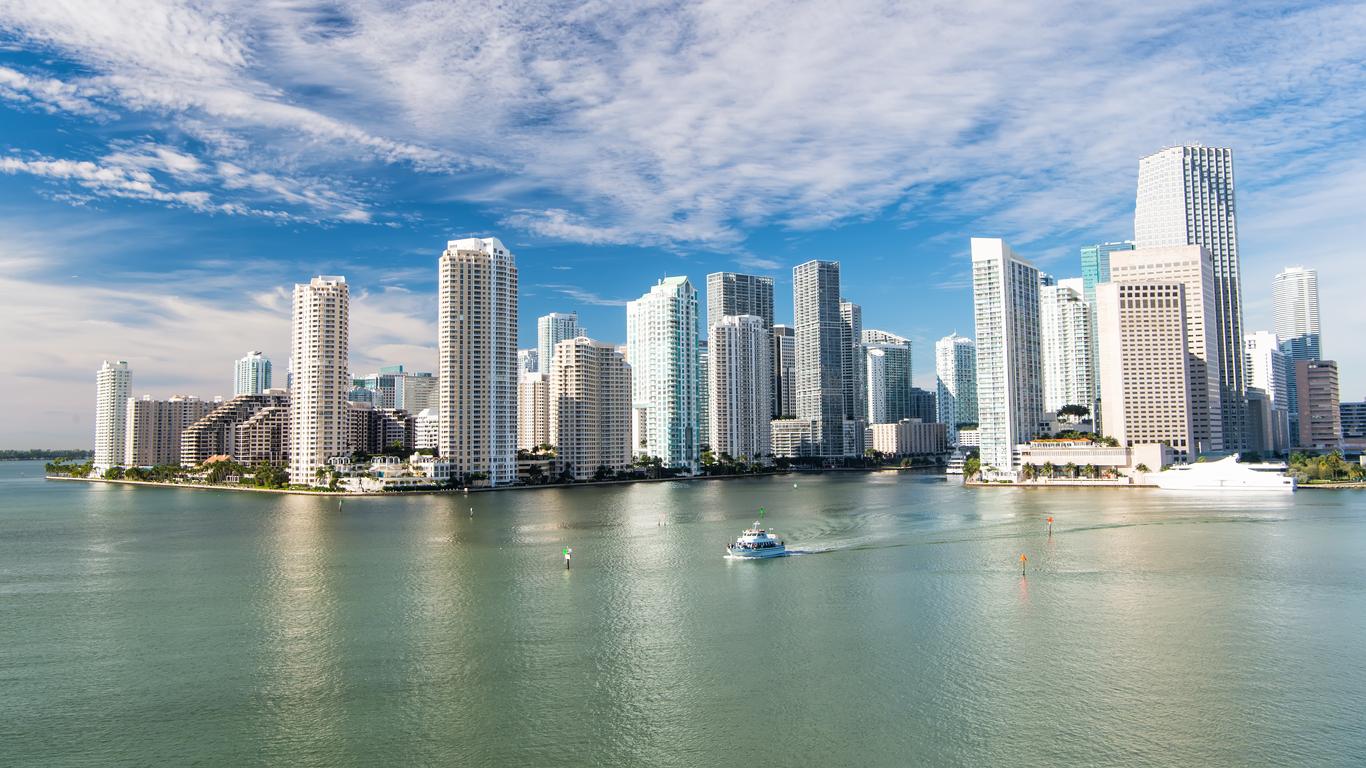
3;0;1365;447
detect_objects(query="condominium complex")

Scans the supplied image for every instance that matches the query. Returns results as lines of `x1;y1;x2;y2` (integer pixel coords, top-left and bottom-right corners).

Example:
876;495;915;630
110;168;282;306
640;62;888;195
1295;359;1341;449
517;372;551;451
181;390;291;467
793;260;845;456
1110;245;1223;454
839;300;866;430
1038;277;1094;413
863;329;913;424
935;333;977;444
970;238;1043;474
1096;281;1195;458
439;237;519;486
1244;331;1291;453
1134;145;1247;449
233;351;272;396
536;312;585;374
706;272;774;332
1273;265;1321;436
771;324;796;418
550;337;633;480
626;276;700;470
125;395;212;467
708;314;772;462
289;276;350;485
94;360;131;471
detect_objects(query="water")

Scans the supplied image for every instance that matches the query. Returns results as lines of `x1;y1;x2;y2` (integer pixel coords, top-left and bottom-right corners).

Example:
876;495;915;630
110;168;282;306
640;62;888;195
2;460;1365;766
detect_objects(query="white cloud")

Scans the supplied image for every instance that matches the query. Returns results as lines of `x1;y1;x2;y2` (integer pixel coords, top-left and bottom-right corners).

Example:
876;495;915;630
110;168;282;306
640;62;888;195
537;283;632;307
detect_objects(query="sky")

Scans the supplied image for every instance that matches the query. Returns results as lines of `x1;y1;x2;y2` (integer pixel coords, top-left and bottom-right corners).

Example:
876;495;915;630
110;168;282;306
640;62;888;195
2;0;1365;448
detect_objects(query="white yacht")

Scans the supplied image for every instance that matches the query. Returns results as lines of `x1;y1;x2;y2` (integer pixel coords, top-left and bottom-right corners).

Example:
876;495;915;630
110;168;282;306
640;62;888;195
1151;455;1296;492
726;522;787;558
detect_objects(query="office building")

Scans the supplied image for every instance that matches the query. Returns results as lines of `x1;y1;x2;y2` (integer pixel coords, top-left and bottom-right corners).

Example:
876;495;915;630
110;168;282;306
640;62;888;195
1273;266;1321;436
706;272;775;332
908;387;937;425
439;237;519;486
1110;245;1223;454
289;276;350;485
970;238;1043;475
550;337;633;480
862;329;912;425
772;324;796;418
94;360;132;471
1340;401;1366;448
1245;331;1291;453
397;371;439;413
709;315;773;462
839;300;866;430
935;333;977;444
1096;281;1195;458
1079;241;1134;307
518;372;551;451
233;351;272;396
1038;277;1094;414
1134;145;1247;448
793;260;845;456
1296;359;1341;449
537;312;585;374
518;349;539;375
626;276;700;470
125;395;212;467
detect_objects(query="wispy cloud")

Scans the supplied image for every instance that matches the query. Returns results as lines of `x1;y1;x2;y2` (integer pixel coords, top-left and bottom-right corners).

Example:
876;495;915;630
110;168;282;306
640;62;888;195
537;283;631;307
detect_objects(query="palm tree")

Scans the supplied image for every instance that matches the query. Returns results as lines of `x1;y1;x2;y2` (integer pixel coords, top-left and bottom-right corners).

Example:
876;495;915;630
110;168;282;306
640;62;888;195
1041;461;1055;479
1021;463;1036;481
1135;463;1151;474
1064;462;1078;479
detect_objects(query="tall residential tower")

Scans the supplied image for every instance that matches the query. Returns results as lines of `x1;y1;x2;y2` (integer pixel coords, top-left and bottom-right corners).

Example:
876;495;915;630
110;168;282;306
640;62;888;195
289;276;349;485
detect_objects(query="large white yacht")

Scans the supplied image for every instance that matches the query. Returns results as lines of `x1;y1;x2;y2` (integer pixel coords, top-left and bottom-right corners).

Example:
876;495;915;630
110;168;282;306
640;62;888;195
1151;455;1296;492
726;522;787;558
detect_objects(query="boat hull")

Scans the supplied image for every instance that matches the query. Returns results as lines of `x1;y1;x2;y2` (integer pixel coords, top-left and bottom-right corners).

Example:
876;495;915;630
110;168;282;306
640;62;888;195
726;546;788;559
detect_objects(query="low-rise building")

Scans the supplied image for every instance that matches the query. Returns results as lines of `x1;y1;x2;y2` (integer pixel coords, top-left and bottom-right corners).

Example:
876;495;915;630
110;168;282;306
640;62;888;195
1016;439;1174;480
770;418;817;458
956;427;980;448
866;419;947;457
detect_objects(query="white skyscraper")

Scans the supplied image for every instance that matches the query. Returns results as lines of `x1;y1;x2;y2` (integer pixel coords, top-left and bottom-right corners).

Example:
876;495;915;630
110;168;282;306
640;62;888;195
94;359;131;472
626;276;699;470
289;276;349;485
439;238;518;486
709;314;773;462
537;312;585;374
233;351;272;397
1245;331;1291;453
1110;245;1223;454
970;238;1043;475
1135;145;1246;448
793;260;845;456
862;329;913;424
1272;266;1321;435
936;333;977;445
1038;277;1094;414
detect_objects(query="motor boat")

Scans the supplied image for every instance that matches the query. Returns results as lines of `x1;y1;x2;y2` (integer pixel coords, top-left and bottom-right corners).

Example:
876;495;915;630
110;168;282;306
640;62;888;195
726;522;787;558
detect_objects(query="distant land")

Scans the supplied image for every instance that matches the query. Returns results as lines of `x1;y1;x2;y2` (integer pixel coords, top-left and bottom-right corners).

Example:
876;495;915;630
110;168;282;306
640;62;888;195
2;449;93;461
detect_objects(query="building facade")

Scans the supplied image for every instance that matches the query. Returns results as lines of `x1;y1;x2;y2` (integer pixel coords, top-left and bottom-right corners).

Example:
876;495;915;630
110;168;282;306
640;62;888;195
125;395;212;467
518;348;540;375
1079;241;1134;307
970;238;1043;475
866;419;947;457
1273;266;1321;437
537;312;585;375
550;337;633;480
626;276;700;470
439;238;518;486
709;315;773;462
705;272;774;332
289;276;350;485
935;333;977;445
793;260;845;456
1244;331;1291;453
94;360;132;471
771;324;796;418
1296;359;1341;449
234;351;272;396
863;329;913;425
518;372;551;451
697;339;710;448
181;390;291;467
1038;277;1094;414
839;300;866;433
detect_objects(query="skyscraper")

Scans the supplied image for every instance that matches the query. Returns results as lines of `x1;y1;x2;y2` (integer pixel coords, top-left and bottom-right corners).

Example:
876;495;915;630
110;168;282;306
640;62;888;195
1273;265;1321;437
839;300;866;430
1079;241;1134;307
771;324;796;418
517;372;550;451
862;329;913;424
970;238;1043;475
1134;145;1247;449
439;238;518;487
706;272;775;332
697;339;710;449
708;314;772;462
518;349;539;375
793;260;845;456
234;351;272;396
1038;277;1094;414
1245;331;1290;453
935;333;977;445
1110;245;1223;454
289;276;349;485
126;395;212;467
1295;359;1341;449
550;337;633;480
626;276;700;470
94;359;131;472
537;312;585;374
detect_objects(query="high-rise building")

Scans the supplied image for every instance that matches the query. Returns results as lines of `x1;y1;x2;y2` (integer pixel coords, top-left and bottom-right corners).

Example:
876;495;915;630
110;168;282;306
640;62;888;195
439;238;518;486
1273;266;1321;437
862;329;913;424
518;372;551;451
289;276;349;485
1245;331;1291;453
1096;281;1195;459
181;390;290;467
697;339;710;449
839;300;866;429
793;261;845;456
94;360;131;471
397;371;439;413
125;395;212;467
1134;145;1247;449
413;408;439;451
709;315;773;462
1038;277;1094;414
706;272;774;333
537;312;585;375
1295;359;1341;449
518;349;539;375
1079;242;1134;307
1109;245;1223;454
908;387;937;425
935;333;977;445
970;238;1043;475
771;324;796;418
550;337;633;480
354;365;404;409
234;351;272;396
626;276;700;470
